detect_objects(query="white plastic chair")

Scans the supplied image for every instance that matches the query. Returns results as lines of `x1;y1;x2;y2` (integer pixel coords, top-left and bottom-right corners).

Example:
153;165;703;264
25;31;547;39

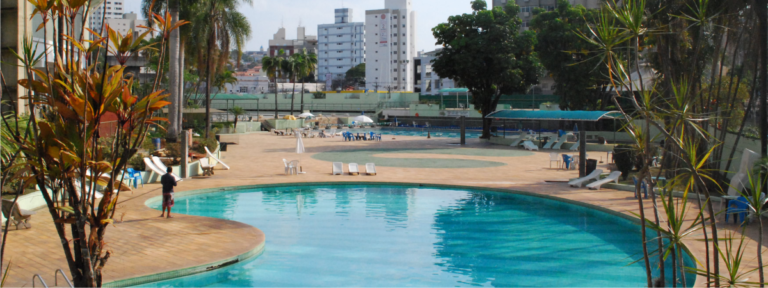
549;153;560;168
332;162;343;175
283;159;298;175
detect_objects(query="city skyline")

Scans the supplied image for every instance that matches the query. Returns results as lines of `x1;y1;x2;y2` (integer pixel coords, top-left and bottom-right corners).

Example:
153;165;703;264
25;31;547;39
124;0;472;53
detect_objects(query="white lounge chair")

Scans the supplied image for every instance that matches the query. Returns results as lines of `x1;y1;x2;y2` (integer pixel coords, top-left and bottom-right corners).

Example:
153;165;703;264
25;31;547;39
205;146;231;170
552;135;569;150
569;169;604;188
283;159;299;175
348;163;360;175
523;141;539;151
366;163;377;175
570;142;580;151
542;139;556;149
332;162;343;175
2;200;35;229
199;158;215;176
586;171;622;190
509;132;529;147
144;158;182;182
329;129;337;137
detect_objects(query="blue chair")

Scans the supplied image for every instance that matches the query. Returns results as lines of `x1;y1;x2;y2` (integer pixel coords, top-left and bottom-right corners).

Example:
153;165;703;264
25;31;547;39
632;177;648;199
562;154;573;169
725;196;750;225
370;132;375;140
124;168;144;189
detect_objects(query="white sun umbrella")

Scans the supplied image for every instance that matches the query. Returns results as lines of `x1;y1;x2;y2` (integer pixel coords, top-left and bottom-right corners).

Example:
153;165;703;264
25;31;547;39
352;115;374;123
295;132;306;174
298;112;315;119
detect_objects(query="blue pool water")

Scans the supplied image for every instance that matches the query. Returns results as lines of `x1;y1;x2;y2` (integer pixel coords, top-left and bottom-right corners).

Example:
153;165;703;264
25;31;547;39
345;127;486;139
142;184;694;287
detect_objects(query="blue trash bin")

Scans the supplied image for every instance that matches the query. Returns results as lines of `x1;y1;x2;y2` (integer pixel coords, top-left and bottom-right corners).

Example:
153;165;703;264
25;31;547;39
152;138;162;150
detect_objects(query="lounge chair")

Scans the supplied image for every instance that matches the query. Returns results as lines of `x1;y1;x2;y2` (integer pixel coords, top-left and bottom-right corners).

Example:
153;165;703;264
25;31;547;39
509;132;529;147
542;139;556;149
569;169;604;187
366;163;377;175
332;162;343;175
570;142;580;151
199;158;215;176
551;135;569;150
205;147;231;170
348;163;360;175
523;141;539;151
283;159;298;175
586;171;622;190
144;158;182;182
2;200;35;229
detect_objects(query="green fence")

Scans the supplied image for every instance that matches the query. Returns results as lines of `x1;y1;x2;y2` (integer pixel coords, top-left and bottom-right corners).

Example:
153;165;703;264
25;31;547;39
419;94;560;109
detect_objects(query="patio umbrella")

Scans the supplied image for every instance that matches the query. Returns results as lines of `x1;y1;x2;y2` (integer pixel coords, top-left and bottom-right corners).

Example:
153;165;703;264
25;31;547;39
298;113;315;119
295;132;306;174
352;115;374;123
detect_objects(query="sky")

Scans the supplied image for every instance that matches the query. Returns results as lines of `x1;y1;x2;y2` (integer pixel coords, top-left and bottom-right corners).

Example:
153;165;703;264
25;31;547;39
124;0;474;53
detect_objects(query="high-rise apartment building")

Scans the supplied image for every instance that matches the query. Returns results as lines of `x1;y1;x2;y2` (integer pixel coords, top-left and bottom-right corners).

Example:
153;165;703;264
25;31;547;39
104;12;148;38
90;1;125;33
492;0;601;30
268;27;318;57
317;8;365;83
364;0;417;92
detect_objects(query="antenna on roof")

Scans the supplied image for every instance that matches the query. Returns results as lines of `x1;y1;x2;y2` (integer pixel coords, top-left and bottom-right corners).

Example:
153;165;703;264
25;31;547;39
299;19;303;27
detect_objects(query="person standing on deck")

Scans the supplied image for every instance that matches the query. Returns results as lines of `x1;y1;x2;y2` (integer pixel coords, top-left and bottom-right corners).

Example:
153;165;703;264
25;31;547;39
160;167;177;218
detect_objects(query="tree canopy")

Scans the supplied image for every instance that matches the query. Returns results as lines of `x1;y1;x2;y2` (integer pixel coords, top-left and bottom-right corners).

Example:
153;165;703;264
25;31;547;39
432;0;542;138
529;0;609;110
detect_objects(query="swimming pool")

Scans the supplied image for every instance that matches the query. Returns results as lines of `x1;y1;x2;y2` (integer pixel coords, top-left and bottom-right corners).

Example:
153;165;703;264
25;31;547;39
344;127;486;139
141;184;694;287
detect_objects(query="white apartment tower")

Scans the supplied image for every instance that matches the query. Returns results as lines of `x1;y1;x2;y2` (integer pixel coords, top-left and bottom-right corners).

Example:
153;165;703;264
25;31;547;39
317;8;366;83
90;1;125;33
365;0;417;92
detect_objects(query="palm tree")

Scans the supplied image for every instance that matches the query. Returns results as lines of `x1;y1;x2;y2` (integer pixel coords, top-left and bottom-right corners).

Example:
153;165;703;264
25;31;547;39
284;54;302;115
298;49;317;113
262;51;284;119
213;69;238;99
230;106;246;129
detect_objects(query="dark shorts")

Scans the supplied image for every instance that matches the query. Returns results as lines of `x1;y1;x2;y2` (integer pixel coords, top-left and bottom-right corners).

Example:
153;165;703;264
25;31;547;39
163;193;174;208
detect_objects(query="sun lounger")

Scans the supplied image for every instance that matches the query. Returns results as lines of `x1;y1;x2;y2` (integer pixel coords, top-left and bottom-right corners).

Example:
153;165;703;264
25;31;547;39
144;158;182;182
2;200;35;229
523;140;539;151
551;135;569;150
569;169;604;187
348;163;360;175
366;163;377;175
199;158;215;176
205;147;231;170
586;171;622;190
332;162;343;175
509;132;529;147
570;142;580;151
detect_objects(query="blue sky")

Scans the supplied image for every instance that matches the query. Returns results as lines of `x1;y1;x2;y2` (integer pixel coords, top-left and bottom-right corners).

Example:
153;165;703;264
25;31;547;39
124;0;474;53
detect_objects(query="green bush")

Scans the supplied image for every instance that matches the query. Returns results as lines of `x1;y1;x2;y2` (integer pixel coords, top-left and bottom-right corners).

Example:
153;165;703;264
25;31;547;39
194;137;218;154
614;145;635;181
128;154;146;171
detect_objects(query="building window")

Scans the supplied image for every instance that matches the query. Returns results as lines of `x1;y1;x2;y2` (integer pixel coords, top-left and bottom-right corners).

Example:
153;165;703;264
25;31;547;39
239;87;248;93
521;6;531;13
394;78;398;81
403;16;406;19
402;24;406;28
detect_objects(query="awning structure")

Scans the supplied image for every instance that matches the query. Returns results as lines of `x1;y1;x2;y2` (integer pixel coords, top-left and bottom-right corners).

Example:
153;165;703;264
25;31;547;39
485;110;622;122
439;88;469;93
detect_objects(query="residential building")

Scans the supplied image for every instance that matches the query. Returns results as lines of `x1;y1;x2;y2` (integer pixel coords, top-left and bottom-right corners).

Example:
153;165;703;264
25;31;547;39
245;46;269;63
104;12;148;38
364;0;417;92
225;67;270;94
492;0;602;30
268;27;318;57
317;8;365;84
413;49;463;95
90;1;125;33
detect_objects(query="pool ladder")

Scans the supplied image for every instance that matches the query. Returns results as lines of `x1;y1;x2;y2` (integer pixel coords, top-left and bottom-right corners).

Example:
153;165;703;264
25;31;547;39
32;269;73;288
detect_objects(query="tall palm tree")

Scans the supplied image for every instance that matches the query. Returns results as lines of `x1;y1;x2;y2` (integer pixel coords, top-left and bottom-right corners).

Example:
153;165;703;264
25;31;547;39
213;69;238;99
262;51;284;119
284;54;302;115
298;49;318;113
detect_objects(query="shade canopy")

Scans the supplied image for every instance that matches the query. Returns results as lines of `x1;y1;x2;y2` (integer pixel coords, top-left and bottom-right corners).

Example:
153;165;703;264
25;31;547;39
298;113;315;118
485;110;622;122
439;88;469;93
352;115;374;123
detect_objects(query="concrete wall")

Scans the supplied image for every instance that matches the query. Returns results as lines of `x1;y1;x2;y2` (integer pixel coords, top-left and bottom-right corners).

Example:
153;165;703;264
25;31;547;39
219;122;262;134
209;92;420;113
266;119;306;130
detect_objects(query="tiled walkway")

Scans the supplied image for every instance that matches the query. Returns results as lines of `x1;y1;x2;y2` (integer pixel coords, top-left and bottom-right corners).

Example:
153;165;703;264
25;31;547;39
4;131;765;287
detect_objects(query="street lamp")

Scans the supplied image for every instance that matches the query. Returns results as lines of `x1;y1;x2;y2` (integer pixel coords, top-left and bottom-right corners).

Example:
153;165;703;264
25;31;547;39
258;87;264;118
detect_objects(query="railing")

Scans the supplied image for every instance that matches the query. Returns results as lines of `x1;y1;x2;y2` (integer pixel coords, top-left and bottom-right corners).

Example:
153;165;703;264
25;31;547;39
32;274;48;288
55;269;73;288
209;102;382;112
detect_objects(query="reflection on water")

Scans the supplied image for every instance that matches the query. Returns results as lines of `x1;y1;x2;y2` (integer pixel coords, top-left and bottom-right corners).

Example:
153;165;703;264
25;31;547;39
142;185;693;287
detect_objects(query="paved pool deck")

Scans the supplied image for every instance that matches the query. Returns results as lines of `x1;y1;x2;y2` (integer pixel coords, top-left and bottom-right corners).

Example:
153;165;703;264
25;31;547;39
4;131;765;287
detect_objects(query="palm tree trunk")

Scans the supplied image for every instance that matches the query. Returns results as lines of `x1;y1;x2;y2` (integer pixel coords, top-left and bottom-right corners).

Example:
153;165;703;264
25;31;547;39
274;76;279;119
178;38;185;134
301;79;305;113
167;0;180;142
291;76;296;115
205;18;215;138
